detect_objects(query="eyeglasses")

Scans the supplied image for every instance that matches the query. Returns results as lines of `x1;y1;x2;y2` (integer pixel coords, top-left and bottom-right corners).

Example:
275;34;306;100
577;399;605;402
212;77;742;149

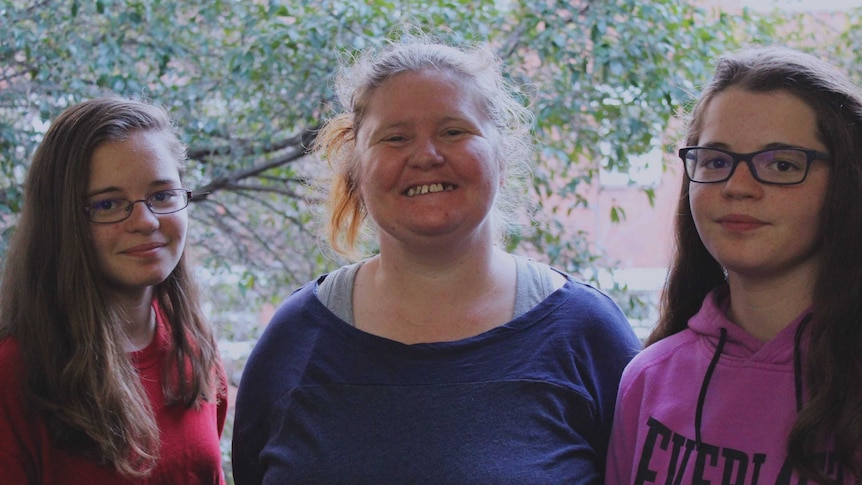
84;188;199;224
679;146;830;185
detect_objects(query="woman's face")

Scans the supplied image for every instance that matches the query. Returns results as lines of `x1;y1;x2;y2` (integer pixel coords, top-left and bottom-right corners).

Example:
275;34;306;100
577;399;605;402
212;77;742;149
87;129;187;301
690;87;830;282
354;68;503;250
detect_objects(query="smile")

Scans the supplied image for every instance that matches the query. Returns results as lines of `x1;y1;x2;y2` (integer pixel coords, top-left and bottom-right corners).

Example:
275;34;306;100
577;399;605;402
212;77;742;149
122;242;166;255
404;183;456;197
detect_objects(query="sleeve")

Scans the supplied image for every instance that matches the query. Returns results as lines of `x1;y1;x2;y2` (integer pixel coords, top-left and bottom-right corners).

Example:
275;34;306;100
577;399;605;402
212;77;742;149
231;283;314;484
230;301;290;484
231;341;268;485
589;301;642;472
0;339;39;484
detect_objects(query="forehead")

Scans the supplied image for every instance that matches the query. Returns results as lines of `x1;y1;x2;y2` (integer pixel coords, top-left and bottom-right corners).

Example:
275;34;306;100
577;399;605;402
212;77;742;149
697;88;824;152
363;68;488;120
88;130;181;191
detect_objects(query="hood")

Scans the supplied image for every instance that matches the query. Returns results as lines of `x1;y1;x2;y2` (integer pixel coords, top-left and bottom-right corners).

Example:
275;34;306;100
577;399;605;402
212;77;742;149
688;286;813;365
689;286;813;447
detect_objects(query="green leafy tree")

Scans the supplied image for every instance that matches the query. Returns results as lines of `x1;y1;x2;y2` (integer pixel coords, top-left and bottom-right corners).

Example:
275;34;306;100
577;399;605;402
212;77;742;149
1;0;789;327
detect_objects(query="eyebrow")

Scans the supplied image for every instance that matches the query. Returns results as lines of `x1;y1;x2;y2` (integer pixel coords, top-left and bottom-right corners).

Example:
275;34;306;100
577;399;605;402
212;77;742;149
370;114;481;133
368;120;412;135
699;141;810;151
86;179;180;199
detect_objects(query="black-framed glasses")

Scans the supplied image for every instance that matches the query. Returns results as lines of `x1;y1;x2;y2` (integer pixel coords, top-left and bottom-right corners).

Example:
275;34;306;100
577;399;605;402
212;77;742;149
84;188;202;224
679;146;830;185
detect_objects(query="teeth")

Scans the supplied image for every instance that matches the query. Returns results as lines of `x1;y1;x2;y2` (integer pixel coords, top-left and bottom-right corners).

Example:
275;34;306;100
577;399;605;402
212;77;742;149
405;183;455;197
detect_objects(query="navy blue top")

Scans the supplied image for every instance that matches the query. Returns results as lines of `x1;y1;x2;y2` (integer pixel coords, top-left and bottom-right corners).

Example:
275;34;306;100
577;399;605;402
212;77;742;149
232;275;640;484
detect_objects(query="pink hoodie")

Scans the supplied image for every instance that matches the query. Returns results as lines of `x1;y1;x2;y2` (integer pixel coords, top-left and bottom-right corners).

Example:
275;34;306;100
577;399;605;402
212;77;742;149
606;287;854;484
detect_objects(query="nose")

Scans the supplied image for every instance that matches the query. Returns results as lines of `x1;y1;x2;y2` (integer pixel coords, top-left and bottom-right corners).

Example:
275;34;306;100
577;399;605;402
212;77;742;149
124;201;160;232
721;160;762;198
408;137;445;169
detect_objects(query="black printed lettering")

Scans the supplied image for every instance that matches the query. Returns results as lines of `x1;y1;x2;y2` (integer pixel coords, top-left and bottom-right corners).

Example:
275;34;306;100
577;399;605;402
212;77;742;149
667;433;696;485
721;448;748;485
693;442;720;485
635;417;673;484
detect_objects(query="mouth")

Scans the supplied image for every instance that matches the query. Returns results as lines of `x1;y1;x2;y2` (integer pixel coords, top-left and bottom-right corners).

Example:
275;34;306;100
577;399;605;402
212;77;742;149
716;215;765;224
404;183;456;197
122;242;166;254
716;214;768;231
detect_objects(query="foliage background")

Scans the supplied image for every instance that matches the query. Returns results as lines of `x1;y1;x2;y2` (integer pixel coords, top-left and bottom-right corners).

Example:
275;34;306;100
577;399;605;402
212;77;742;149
3;0;862;481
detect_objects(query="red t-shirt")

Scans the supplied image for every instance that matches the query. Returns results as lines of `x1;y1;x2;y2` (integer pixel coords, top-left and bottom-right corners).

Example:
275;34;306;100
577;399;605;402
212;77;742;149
0;306;228;484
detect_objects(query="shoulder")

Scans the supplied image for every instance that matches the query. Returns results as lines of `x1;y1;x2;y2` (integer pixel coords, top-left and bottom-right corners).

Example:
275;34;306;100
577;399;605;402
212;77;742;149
0;336;20;357
628;330;699;370
554;272;621;309
0;337;24;383
528;274;641;368
240;278;336;388
0;338;38;485
263;281;322;331
551;276;636;337
617;329;699;397
0;337;28;416
512;255;567;291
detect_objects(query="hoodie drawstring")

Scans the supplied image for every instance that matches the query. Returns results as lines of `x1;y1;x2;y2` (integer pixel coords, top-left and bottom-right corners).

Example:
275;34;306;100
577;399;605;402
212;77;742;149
694;315;812;448
695;327;727;448
792;314;812;412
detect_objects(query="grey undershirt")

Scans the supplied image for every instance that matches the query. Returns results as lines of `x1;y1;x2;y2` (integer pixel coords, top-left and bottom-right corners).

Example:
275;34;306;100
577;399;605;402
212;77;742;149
316;254;558;325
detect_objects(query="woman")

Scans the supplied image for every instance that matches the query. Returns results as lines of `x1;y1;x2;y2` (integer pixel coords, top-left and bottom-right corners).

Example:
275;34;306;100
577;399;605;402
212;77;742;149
606;46;862;483
232;36;641;484
0;97;227;484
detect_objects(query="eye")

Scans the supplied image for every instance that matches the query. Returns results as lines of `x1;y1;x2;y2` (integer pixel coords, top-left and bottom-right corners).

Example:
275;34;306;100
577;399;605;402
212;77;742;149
148;189;187;210
758;150;807;173
150;190;175;203
699;156;731;170
768;158;805;172
90;199;123;211
381;134;407;143
773;160;801;172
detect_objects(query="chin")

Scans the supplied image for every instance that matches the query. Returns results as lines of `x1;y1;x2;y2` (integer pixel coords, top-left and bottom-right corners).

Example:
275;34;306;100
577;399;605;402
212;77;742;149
107;272;173;292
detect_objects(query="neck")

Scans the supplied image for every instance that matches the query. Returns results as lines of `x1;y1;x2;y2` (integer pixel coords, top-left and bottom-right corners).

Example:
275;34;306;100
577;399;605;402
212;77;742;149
725;266;815;342
109;287;157;351
373;229;509;290
377;216;499;265
354;246;517;343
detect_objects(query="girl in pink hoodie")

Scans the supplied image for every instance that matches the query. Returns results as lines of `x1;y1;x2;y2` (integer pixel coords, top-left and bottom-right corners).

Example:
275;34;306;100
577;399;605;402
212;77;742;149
607;47;862;484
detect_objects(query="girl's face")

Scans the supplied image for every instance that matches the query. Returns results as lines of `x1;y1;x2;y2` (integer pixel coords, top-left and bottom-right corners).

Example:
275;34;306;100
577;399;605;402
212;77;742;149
87;130;187;301
690;87;831;283
354;68;503;251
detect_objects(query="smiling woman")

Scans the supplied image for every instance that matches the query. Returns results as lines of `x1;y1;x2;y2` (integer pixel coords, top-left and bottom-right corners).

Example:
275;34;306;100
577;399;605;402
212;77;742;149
354;67;503;253
231;32;642;484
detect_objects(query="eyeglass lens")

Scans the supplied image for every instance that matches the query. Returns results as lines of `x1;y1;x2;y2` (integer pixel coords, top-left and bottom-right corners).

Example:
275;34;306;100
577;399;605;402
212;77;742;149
86;189;190;223
684;148;810;184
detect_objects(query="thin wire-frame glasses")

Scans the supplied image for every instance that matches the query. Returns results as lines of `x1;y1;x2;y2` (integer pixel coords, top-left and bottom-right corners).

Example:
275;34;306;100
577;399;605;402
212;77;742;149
679;146;830;185
84;188;197;224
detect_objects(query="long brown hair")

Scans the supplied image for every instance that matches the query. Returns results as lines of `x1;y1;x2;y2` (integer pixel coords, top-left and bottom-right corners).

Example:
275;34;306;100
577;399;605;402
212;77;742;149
0;97;221;476
653;46;862;481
